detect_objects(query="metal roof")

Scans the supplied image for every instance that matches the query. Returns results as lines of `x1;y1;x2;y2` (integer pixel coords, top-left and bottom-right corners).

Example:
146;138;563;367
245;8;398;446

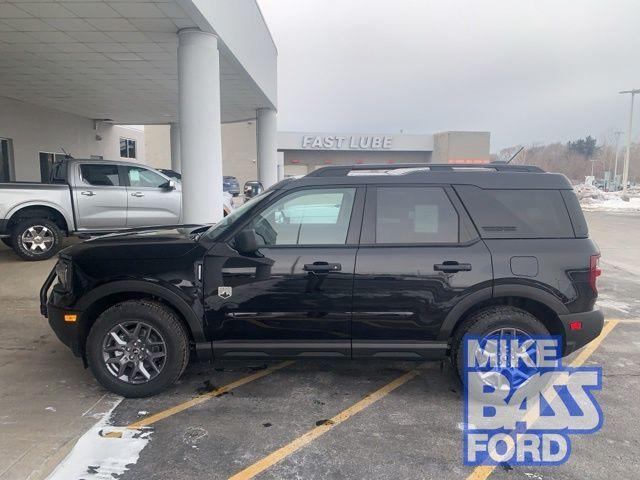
0;0;276;124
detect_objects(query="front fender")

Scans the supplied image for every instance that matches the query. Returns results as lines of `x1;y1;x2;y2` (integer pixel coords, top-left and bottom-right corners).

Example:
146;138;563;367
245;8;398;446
74;279;206;342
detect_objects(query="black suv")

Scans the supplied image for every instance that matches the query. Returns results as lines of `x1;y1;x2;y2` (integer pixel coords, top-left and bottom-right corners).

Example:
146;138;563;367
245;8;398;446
41;164;604;397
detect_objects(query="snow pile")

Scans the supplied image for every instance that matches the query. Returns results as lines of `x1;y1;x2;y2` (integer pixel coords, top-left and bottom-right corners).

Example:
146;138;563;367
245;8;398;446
574;183;606;202
47;397;151;480
575;184;640;212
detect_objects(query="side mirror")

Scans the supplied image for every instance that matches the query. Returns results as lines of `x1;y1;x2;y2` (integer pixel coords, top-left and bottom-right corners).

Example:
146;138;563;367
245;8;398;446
162;180;176;191
235;229;259;254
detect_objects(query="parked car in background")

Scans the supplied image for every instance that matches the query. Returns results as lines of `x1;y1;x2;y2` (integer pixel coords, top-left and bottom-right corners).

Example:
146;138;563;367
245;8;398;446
157;168;234;215
0;159;231;261
40;163;603;397
243;180;264;202
224;176;241;196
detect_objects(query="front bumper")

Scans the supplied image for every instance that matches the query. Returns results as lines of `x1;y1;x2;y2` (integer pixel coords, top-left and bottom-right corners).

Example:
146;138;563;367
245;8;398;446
47;302;84;357
41;265;84;357
0;219;9;236
559;309;604;355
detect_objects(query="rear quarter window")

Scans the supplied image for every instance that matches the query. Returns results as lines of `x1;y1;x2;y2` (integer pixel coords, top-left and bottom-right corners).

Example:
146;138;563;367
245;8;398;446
454;185;575;239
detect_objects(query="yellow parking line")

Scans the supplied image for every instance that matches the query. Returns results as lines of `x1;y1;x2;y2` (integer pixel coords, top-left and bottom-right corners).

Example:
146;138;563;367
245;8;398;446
127;360;294;428
464;319;620;480
228;365;426;480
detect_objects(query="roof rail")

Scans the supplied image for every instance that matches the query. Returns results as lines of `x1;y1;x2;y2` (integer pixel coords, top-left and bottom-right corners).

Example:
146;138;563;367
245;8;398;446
306;163;544;177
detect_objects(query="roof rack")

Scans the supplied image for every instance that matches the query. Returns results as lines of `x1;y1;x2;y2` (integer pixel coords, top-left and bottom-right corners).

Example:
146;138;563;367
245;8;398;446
306;163;544;177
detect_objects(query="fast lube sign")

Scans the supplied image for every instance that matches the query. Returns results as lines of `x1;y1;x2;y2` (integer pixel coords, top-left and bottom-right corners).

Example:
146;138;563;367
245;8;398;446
301;135;393;150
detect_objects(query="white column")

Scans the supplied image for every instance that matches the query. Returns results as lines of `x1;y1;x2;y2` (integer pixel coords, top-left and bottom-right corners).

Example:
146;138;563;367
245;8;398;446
256;108;278;188
178;29;224;224
170;122;181;173
277;151;285;181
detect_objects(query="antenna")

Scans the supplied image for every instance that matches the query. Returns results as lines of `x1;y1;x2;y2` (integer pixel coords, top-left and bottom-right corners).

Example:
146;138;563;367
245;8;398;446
59;147;73;160
506;146;524;164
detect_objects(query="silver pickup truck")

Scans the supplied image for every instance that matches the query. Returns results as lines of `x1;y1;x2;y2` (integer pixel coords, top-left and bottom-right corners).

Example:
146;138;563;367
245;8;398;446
0;159;232;261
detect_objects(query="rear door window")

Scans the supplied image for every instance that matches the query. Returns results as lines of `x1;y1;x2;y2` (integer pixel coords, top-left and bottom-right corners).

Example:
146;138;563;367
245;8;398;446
455;185;574;238
375;187;459;244
80;164;120;186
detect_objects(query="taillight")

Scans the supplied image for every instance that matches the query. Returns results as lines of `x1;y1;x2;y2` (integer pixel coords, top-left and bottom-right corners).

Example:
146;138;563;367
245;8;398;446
589;254;601;293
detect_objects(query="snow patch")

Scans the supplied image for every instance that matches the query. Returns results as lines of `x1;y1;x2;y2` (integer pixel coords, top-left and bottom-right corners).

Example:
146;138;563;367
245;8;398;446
576;184;640;212
46;397;151;480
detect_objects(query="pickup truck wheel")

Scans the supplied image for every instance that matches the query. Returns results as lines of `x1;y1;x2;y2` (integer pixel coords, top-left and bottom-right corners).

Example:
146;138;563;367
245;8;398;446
11;219;62;261
86;300;190;398
451;306;549;387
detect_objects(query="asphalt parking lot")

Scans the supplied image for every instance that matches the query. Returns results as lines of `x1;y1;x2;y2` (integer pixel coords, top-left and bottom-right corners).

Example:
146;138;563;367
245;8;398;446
1;211;639;480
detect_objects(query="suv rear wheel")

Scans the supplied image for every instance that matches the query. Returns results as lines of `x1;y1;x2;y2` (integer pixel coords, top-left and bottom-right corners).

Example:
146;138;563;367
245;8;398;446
451;305;549;381
86;300;190;398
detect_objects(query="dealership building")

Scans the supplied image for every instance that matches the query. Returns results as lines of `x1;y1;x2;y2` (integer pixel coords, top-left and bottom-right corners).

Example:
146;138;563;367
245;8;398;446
0;0;490;221
141;127;491;187
0;0;277;224
276;131;490;177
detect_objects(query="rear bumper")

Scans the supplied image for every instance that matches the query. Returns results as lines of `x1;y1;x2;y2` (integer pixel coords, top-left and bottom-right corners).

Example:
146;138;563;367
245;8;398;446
559;309;604;355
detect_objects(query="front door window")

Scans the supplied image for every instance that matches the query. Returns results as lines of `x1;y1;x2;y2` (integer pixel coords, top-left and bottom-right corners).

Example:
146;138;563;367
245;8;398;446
248;188;357;246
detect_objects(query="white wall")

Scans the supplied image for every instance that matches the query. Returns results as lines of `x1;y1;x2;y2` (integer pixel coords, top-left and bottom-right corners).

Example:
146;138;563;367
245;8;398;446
0;96;145;182
145;125;171;170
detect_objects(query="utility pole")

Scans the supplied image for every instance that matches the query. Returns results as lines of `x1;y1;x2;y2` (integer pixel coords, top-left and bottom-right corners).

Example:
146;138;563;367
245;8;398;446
620;89;640;198
613;130;623;180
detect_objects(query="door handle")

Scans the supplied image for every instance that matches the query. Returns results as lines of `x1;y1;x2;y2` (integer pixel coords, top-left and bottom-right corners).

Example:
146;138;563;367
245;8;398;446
80;191;95;196
434;261;472;273
303;262;342;273
131;192;145;198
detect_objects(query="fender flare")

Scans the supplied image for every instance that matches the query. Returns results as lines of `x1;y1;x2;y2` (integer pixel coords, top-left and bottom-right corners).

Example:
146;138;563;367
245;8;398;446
75;280;206;342
437;284;569;341
7;201;73;232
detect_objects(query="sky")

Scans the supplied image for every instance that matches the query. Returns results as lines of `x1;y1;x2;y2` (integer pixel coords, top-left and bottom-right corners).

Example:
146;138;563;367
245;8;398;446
257;0;640;152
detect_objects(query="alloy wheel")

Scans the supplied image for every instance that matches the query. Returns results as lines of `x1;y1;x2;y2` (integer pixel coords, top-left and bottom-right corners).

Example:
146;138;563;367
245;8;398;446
102;321;167;384
475;327;538;393
20;225;54;253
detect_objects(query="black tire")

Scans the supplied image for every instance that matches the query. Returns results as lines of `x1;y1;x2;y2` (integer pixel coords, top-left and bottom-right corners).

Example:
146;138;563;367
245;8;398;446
451;305;549;380
11;218;63;261
86;300;190;398
1;237;12;248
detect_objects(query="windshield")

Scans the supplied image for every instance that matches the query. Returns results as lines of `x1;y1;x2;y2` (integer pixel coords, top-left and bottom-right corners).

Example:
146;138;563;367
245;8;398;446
203;190;275;241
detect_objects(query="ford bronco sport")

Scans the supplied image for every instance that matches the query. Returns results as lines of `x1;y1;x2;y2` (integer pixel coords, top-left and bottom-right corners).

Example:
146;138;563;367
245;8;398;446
40;164;604;397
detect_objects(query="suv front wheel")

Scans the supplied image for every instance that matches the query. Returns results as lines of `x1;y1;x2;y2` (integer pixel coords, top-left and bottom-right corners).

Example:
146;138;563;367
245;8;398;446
86;300;190;398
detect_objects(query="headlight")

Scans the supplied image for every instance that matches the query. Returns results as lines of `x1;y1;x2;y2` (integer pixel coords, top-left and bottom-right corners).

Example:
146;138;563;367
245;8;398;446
55;260;72;291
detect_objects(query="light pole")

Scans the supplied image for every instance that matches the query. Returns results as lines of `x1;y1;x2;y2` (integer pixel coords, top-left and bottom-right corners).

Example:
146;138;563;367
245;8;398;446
620;89;640;198
613;130;623;180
